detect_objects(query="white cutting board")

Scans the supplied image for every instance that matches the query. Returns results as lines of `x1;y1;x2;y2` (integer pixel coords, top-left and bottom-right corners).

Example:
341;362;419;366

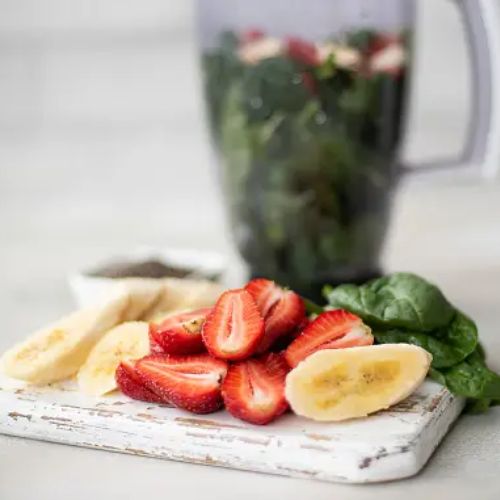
0;375;463;483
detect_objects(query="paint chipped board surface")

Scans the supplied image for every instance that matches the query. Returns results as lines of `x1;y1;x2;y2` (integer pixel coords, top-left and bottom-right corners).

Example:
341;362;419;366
0;375;463;483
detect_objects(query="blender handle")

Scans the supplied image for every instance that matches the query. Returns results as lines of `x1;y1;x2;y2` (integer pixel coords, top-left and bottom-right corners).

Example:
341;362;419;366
403;0;500;179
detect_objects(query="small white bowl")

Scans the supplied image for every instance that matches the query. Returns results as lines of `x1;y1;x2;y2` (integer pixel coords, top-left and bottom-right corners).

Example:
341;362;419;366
68;247;226;308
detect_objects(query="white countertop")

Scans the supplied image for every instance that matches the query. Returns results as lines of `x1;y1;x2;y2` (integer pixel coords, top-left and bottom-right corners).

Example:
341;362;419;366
1;179;499;500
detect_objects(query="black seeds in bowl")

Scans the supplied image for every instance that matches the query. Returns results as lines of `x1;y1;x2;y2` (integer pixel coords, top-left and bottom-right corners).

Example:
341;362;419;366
87;259;193;280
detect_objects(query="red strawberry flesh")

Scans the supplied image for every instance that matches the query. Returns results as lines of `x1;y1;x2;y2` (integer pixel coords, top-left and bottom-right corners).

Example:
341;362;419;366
135;353;227;414
301;71;317;94
222;353;289;425
245;279;305;353
241;28;265;44
115;360;165;404
285;37;320;66
245;278;282;317
285;309;373;367
202;289;264;361
368;34;401;55
149;307;211;355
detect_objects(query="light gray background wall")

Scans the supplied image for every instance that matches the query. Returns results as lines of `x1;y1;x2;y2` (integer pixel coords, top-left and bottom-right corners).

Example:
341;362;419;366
0;1;471;236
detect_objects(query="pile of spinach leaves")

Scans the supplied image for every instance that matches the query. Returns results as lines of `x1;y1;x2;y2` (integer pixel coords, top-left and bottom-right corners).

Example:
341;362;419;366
322;272;500;412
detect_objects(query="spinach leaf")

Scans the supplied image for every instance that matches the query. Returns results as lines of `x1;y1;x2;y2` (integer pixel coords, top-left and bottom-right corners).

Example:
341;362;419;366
428;367;446;386
443;350;500;400
427;361;499;413
464;392;499;413
466;398;492;413
202;32;243;136
345;29;378;52
339;78;375;116
324;272;454;331
302;297;324;316
373;311;477;368
434;311;478;362
475;342;487;360
241;57;310;122
315;53;336;80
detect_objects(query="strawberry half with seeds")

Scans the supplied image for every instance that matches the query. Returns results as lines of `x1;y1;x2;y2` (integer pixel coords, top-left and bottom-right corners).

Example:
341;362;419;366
272;316;310;352
149;308;211;355
245;278;305;353
285;310;373;368
115;359;165;404
202;289;264;361
222;352;289;425
135;353;228;414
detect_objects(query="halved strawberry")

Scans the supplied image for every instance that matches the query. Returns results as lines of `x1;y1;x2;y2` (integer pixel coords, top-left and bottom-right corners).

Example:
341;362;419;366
285;310;373;368
135;353;227;414
241;28;265;44
149;308;211;355
272;316;310;351
367;34;401;56
285;37;320;66
201;289;264;361
294;317;311;336
222;352;289;425
115;359;164;404
245;278;305;353
301;71;317;95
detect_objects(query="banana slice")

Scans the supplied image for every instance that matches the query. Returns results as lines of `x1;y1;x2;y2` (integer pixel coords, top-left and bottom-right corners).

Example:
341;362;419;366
0;291;129;385
117;279;163;321
142;278;222;320
147;308;189;325
77;321;149;396
285;344;432;422
0;277;218;386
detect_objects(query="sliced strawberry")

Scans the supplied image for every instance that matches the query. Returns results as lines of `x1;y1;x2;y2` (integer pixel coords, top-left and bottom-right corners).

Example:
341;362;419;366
245;278;283;317
201;289;264;361
135;353;227;414
365;34;405;77
222;352;289;425
241;28;265;44
272;316;311;351
301;71;317;95
294;317;311;335
115;359;164;404
285;310;373;368
367;34;400;56
285;37;320;66
245;278;305;353
149;308;211;355
260;292;305;351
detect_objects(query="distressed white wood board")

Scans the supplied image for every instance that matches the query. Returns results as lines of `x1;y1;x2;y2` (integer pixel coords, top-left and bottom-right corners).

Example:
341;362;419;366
0;375;463;484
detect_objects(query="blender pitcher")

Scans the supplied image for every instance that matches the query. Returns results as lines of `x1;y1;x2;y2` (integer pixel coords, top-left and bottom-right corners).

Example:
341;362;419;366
196;0;500;300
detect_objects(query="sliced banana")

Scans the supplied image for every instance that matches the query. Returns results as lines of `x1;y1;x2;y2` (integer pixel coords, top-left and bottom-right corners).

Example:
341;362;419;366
142;278;222;320
147;308;190;325
0;291;129;385
77;321;150;396
116;279;164;321
285;344;432;422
